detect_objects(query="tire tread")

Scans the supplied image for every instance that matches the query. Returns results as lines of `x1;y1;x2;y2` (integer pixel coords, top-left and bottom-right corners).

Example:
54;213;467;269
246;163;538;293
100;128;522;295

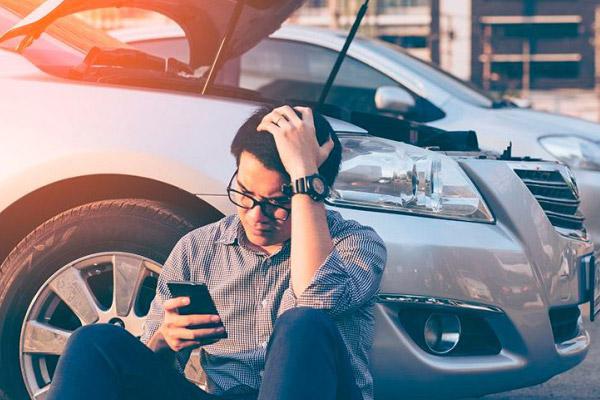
0;198;197;278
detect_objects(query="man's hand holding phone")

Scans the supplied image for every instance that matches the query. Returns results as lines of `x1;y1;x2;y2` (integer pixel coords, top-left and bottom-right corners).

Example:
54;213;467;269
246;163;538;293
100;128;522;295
157;296;226;352
148;281;226;354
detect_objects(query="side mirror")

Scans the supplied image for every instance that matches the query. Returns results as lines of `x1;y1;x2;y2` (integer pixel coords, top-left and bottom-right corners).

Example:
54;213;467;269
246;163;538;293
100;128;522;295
375;86;416;114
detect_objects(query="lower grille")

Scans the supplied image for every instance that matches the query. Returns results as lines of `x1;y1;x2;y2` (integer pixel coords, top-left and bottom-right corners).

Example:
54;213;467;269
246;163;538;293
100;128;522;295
549;306;581;343
397;308;501;356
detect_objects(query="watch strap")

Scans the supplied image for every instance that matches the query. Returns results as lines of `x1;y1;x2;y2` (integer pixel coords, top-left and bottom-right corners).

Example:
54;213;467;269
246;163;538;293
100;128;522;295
282;174;329;201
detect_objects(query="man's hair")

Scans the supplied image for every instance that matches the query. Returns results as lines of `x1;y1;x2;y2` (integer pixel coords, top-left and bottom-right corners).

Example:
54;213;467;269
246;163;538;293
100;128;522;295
230;106;342;186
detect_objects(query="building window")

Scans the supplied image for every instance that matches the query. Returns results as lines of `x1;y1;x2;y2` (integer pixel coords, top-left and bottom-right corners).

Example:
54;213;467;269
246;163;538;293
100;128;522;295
380;35;429;49
378;0;431;13
379;0;430;7
490;61;579;91
532;62;580;86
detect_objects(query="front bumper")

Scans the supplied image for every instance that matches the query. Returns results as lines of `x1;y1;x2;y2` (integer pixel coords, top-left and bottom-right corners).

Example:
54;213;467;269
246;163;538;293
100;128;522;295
371;296;589;399
334;158;595;399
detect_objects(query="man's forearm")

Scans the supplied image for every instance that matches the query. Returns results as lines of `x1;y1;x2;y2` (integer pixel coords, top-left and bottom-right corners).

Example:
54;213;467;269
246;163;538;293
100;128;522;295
256;105;336;295
290;194;334;295
146;330;179;366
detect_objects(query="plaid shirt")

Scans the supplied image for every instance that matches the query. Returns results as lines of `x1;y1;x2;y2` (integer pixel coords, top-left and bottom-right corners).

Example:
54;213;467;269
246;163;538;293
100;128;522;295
141;210;386;400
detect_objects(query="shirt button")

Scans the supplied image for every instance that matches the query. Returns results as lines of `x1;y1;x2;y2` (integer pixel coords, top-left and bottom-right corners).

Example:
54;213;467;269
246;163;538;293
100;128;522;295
261;299;268;307
261;341;268;349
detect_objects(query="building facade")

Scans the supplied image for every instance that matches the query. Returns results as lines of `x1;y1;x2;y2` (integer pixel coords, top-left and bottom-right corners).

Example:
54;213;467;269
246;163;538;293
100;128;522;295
293;0;600;92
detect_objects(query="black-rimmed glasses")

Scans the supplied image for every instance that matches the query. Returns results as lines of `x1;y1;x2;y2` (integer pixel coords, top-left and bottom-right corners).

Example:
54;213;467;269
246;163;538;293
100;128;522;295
226;171;291;221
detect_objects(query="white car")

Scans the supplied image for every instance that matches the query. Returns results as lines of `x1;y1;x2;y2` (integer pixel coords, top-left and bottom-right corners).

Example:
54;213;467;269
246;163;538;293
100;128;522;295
0;1;596;400
114;23;600;251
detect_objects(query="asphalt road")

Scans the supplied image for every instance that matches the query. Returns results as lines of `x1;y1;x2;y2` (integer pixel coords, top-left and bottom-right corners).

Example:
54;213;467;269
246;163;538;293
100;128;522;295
480;308;600;400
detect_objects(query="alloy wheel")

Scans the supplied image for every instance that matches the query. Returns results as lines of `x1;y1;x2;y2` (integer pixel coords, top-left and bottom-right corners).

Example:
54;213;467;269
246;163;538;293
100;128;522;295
19;252;161;399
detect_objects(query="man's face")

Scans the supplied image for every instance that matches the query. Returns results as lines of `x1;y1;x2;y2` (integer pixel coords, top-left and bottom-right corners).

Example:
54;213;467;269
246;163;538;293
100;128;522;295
235;151;292;248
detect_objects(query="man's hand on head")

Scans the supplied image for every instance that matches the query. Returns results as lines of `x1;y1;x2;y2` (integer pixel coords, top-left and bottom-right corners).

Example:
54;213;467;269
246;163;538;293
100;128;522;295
256;105;335;296
256;105;334;180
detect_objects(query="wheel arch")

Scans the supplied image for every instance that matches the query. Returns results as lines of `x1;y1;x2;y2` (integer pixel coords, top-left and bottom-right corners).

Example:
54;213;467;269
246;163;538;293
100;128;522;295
0;174;225;267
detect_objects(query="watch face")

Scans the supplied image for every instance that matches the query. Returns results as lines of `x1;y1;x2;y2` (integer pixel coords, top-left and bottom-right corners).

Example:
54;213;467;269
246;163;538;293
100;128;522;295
312;177;326;195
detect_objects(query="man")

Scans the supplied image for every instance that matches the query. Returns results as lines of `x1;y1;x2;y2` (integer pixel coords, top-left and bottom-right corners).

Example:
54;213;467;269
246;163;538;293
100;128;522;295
47;106;387;400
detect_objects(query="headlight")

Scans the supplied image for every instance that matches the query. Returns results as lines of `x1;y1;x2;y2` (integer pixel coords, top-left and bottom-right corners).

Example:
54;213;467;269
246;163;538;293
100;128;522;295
539;135;600;171
329;135;494;223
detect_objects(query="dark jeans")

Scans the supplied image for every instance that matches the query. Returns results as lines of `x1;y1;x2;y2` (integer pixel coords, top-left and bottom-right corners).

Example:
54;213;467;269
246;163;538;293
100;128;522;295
46;307;363;400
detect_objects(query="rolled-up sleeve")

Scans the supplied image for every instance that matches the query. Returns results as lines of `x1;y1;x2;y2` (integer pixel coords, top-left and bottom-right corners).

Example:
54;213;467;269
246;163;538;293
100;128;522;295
140;235;193;374
279;221;387;317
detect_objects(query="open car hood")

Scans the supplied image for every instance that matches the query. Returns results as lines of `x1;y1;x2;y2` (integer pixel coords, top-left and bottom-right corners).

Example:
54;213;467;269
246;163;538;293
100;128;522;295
0;0;305;67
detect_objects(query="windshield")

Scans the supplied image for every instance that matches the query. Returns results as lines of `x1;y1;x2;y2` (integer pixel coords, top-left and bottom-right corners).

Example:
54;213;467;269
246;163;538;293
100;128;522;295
357;37;496;108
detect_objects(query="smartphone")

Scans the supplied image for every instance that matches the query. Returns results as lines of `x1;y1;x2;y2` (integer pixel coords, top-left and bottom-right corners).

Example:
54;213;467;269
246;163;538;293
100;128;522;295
167;281;227;337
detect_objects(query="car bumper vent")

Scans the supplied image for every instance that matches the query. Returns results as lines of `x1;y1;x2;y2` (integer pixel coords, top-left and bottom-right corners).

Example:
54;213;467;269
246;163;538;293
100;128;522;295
549;306;581;344
513;169;585;234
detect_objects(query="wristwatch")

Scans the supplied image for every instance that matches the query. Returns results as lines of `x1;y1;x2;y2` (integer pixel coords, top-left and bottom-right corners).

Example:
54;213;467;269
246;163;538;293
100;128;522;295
282;174;329;202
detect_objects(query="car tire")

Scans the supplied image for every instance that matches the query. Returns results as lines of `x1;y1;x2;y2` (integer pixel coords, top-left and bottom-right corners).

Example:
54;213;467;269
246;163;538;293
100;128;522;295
0;199;211;400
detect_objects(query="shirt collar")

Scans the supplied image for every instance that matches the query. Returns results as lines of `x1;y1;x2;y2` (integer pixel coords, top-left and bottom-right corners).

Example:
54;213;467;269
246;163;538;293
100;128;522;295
215;216;242;246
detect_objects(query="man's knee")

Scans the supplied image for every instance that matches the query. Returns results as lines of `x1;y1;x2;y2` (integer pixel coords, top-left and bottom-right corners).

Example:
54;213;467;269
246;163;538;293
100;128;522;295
274;307;336;340
67;323;131;350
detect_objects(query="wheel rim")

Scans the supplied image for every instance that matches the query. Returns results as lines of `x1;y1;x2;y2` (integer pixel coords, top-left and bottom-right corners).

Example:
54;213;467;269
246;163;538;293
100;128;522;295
19;252;162;399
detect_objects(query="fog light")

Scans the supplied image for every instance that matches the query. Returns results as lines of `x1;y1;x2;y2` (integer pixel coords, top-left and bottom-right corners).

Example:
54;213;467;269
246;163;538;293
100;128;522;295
424;313;461;354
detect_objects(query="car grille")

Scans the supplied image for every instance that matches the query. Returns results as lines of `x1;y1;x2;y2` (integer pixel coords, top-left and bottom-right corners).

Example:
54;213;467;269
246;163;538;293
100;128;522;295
512;168;585;234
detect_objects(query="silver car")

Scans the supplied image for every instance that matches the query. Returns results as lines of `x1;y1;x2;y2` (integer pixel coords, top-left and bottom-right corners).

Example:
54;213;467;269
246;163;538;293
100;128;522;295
0;1;596;399
114;23;600;251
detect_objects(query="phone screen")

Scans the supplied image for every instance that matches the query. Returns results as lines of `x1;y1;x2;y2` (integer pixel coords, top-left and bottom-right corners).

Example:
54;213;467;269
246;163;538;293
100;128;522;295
166;281;226;336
